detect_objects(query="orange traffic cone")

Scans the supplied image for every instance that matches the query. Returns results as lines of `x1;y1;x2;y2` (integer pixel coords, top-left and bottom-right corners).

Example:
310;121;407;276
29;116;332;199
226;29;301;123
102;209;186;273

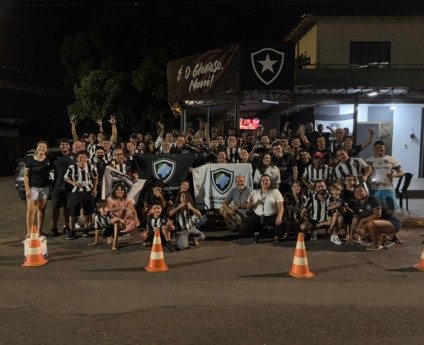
145;228;169;272
22;225;48;267
288;232;314;278
413;247;424;271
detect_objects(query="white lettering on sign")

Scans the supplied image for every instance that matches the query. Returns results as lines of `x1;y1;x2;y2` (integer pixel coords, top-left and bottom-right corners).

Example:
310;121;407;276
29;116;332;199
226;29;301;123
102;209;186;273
189;75;215;92
177;59;224;94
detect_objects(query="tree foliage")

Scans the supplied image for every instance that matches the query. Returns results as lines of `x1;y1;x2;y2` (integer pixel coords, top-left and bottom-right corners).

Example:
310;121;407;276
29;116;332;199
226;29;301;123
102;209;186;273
60;20;180;136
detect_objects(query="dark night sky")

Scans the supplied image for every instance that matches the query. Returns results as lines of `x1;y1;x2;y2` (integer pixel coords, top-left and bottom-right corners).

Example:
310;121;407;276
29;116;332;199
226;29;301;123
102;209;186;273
2;0;424;79
0;0;423;142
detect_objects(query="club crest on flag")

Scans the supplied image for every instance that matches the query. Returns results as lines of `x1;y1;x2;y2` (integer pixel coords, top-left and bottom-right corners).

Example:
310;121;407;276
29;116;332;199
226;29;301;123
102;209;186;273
211;168;234;194
152;159;176;184
251;48;285;85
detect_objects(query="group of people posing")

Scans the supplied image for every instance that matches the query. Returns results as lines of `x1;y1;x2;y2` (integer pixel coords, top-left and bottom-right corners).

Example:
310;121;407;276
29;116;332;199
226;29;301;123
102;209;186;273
23;117;404;252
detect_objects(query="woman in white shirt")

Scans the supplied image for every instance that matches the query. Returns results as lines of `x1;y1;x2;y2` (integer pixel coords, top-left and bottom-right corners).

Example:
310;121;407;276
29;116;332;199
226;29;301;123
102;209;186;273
243;174;284;243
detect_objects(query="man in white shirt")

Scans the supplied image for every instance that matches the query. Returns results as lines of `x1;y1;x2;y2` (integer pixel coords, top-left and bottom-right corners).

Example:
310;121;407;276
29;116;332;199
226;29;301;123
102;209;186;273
366;140;404;211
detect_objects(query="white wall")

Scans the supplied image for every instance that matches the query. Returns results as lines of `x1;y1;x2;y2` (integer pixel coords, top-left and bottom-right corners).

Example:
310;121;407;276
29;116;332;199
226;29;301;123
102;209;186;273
392;105;422;176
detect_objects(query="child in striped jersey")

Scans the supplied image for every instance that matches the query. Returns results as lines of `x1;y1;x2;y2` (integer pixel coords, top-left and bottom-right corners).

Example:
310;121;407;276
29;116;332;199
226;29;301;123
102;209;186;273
326;182;349;245
141;201;175;252
89;199;125;250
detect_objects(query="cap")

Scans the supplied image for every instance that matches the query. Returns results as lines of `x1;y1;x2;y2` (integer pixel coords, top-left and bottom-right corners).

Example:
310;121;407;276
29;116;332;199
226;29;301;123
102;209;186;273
313;152;324;159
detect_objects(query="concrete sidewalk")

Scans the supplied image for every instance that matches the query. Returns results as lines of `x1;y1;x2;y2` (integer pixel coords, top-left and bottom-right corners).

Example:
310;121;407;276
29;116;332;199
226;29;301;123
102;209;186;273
394;198;424;227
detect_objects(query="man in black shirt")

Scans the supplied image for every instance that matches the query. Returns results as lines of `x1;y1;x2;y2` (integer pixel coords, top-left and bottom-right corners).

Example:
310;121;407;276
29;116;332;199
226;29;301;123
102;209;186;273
295;149;312;195
170;135;194;154
50;138;74;237
192;137;214;168
271;142;297;194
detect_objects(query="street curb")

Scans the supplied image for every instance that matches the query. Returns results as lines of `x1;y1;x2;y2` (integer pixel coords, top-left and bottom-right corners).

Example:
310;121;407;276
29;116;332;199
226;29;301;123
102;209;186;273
401;219;424;228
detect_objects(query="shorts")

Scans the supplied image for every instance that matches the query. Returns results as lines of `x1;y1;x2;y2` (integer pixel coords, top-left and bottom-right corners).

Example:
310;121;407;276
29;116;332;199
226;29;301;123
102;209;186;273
370;189;397;211
99;224;115;237
51;189;69;209
386;214;402;232
68;191;95;217
28;187;49;201
306;219;320;227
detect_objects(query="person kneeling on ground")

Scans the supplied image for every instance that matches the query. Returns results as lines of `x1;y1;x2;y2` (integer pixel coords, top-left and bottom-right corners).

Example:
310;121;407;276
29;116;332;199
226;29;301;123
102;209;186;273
141;201;175;252
219;175;252;233
169;191;205;250
299;180;331;241
243;174;284;243
89;199;125;251
350;185;401;251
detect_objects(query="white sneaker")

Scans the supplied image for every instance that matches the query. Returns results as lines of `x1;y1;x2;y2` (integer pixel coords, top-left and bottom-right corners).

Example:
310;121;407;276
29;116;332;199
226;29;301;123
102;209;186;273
75;223;82;229
330;234;342;245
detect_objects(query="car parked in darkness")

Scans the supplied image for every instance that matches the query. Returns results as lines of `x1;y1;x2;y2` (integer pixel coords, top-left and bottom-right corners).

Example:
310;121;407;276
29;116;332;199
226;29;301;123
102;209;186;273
15;148;62;200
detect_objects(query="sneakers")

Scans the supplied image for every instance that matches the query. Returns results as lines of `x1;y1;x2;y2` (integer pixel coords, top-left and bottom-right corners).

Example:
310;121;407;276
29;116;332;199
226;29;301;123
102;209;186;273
253;232;260;244
330;234;342;245
310;230;318;241
63;225;70;234
65;229;75;240
166;242;174;252
50;228;59;237
75;223;82;229
82;229;90;237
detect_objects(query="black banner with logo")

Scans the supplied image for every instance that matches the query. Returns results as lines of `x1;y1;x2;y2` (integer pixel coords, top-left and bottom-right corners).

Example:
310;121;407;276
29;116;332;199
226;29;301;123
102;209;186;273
239;41;295;91
132;154;197;191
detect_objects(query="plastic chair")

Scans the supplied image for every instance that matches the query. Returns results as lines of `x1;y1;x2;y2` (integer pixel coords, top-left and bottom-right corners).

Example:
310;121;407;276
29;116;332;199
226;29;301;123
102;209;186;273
395;173;413;211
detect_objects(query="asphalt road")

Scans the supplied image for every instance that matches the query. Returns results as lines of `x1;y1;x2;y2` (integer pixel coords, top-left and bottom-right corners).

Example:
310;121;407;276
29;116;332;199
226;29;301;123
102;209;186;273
1;175;424;345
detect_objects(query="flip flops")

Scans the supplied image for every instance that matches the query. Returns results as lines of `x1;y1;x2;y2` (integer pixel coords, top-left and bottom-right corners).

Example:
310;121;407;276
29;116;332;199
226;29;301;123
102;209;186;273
384;241;396;249
366;245;383;251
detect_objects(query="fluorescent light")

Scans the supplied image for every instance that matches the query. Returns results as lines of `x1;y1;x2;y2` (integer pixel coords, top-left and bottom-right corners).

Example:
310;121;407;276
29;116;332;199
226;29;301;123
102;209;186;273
367;91;378;97
262;100;280;104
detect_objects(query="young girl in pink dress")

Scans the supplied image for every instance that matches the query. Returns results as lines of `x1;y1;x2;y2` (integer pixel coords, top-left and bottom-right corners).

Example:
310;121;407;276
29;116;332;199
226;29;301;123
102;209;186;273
107;184;140;235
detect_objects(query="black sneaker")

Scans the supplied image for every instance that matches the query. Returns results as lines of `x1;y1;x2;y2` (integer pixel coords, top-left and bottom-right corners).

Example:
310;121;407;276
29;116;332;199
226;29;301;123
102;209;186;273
253;232;260;244
82;229;90;237
166;242;174;252
65;229;75;240
50;228;59;237
63;226;70;235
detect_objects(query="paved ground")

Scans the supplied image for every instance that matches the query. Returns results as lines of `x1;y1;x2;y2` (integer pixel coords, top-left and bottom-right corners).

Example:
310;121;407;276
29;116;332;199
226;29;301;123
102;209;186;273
1;176;424;345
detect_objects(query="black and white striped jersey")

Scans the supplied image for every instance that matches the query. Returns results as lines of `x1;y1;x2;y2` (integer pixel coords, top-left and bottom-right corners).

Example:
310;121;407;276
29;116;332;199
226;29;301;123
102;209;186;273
303;193;331;222
146;215;169;231
64;163;98;192
95;212;113;230
302;164;332;185
333;157;368;181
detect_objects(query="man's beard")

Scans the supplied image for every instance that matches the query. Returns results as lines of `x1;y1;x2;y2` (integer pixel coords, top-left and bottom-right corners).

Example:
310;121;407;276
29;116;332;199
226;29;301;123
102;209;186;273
317;189;326;195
